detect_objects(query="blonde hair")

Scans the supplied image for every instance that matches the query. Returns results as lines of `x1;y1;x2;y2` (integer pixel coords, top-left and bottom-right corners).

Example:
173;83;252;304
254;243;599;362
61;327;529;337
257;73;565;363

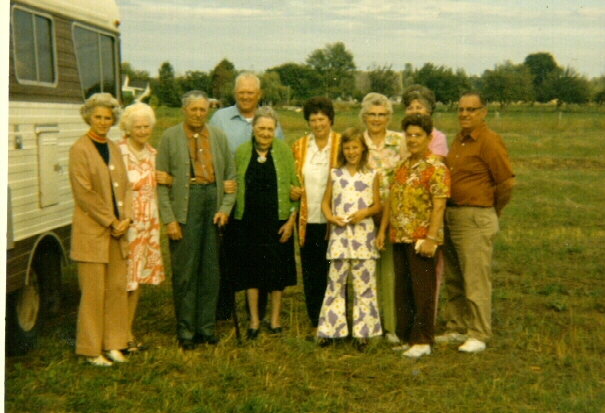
80;93;121;126
119;103;156;134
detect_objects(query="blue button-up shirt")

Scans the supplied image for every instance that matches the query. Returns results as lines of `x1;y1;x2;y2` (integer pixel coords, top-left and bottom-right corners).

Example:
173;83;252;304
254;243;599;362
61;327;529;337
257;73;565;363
209;105;285;154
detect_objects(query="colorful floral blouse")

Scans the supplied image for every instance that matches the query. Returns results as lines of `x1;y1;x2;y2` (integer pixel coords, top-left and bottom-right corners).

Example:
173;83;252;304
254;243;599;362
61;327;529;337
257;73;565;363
389;151;450;244
364;130;407;203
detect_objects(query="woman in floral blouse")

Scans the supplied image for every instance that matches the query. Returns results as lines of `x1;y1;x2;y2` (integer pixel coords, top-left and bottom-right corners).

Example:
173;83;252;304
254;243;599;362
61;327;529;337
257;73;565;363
359;92;408;343
376;114;450;358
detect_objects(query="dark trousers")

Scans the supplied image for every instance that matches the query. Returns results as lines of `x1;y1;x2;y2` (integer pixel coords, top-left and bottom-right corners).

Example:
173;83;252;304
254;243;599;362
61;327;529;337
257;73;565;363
170;184;219;340
393;242;438;345
300;224;330;327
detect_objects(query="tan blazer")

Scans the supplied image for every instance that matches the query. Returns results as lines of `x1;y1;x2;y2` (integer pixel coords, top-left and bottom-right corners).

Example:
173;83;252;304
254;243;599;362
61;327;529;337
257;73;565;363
69;134;132;263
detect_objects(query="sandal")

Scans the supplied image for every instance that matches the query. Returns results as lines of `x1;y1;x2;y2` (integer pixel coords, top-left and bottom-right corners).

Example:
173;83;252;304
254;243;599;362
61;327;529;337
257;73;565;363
124;340;148;354
87;355;113;367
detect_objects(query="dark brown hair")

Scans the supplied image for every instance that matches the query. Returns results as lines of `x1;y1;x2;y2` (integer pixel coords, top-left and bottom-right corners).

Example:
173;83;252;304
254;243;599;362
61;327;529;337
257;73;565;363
336;127;370;172
303;96;335;125
402;113;433;136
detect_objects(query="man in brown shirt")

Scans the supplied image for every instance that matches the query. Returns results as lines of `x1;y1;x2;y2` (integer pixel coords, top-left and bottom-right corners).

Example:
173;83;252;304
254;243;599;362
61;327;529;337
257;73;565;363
436;91;514;353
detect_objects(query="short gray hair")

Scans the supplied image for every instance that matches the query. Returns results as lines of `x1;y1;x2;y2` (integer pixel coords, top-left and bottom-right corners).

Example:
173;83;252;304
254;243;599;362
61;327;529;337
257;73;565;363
402;84;436;114
119;103;156;134
234;72;261;91
252;106;279;127
80;93;121;126
181;90;208;108
359;92;393;123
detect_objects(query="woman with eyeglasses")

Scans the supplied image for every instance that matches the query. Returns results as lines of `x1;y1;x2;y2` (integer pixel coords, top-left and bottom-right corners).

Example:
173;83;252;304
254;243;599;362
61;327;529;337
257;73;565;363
289;97;341;333
401;84;449;162
359;92;408;344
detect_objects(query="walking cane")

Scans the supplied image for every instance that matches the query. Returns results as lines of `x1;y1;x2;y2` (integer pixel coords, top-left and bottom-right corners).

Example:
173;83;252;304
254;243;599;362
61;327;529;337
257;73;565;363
218;224;241;344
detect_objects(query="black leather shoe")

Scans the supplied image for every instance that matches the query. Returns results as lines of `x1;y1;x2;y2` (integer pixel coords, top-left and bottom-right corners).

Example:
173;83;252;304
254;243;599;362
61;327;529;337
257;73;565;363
268;326;283;335
247;328;259;340
194;333;220;345
201;334;221;346
354;338;369;353
178;339;196;351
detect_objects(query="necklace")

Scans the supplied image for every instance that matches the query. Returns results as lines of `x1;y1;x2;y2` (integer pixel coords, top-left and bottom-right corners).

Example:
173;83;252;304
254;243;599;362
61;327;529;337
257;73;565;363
257;150;268;163
127;138;148;162
254;142;270;163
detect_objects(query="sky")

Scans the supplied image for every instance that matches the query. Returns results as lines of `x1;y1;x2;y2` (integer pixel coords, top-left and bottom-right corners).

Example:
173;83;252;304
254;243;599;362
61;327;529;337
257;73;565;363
117;0;605;78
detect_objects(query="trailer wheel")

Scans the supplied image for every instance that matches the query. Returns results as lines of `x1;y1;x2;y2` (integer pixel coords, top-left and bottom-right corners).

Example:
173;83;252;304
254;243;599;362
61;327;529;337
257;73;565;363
6;267;46;356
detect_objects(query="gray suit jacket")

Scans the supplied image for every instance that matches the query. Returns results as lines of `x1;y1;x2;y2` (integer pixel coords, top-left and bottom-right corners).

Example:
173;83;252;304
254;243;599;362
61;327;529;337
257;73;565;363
156;123;236;225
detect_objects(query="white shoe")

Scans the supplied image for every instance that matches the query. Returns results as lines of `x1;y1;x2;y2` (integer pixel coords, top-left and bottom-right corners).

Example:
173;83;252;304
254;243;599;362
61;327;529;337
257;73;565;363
434;332;468;343
403;344;431;358
385;333;401;344
106;349;128;363
458;338;486;353
87;355;113;367
391;344;410;352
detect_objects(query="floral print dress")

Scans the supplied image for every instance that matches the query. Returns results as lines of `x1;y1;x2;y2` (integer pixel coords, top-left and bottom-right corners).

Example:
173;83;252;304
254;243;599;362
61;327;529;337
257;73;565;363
118;139;165;291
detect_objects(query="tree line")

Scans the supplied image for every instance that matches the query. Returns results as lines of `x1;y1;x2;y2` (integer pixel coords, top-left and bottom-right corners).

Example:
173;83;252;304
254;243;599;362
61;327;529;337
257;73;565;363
122;42;605;109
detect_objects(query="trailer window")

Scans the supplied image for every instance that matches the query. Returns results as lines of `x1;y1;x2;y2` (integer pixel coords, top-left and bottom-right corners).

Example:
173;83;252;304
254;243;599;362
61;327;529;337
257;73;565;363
12;8;56;85
73;26;118;99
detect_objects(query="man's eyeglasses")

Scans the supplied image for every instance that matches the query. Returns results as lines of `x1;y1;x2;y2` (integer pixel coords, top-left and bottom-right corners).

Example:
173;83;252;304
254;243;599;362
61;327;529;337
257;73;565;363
457;106;484;114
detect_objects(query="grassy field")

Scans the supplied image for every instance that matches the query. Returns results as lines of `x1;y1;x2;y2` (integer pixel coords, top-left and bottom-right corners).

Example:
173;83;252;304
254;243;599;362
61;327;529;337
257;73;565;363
5;106;605;412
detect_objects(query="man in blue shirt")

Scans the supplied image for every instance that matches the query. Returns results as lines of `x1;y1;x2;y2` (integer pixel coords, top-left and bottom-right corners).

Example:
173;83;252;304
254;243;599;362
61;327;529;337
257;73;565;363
210;72;284;322
210;72;284;154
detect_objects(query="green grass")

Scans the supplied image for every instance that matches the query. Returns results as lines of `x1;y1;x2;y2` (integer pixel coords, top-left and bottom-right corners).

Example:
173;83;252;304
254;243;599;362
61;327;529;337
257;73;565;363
5;106;605;412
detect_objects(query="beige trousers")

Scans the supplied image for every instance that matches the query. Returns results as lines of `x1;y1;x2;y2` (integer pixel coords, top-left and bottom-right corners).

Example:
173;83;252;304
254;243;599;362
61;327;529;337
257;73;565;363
75;237;128;356
443;206;499;342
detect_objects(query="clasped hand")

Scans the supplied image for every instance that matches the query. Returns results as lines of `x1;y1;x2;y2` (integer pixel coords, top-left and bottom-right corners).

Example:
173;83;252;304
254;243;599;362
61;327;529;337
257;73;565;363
110;219;130;238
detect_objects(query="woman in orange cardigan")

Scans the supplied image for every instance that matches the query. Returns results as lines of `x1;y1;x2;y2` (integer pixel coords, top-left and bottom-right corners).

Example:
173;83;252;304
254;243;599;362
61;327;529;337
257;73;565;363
290;97;341;331
69;93;132;366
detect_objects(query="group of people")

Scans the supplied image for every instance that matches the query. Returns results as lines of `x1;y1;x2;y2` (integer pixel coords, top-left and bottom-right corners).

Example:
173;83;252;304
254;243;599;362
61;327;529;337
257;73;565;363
69;72;514;366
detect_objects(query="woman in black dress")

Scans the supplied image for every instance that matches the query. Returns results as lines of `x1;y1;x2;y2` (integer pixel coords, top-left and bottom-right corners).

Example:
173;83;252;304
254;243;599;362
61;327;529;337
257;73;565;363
233;107;300;339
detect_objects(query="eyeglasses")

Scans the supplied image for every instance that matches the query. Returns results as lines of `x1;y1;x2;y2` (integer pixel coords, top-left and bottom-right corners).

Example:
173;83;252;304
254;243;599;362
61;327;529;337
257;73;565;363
406;133;426;139
457;106;484;114
364;112;389;119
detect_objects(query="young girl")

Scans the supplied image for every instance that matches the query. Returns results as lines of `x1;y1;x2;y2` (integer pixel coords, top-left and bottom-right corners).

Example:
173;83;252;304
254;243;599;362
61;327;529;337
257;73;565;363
317;127;383;351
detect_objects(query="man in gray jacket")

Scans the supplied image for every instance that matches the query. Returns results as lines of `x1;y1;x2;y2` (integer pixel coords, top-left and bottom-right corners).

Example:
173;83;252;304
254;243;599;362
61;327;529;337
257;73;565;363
157;90;236;350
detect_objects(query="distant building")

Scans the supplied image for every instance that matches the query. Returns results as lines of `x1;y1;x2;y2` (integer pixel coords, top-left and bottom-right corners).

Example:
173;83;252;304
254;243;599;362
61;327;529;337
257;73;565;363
122;75;151;103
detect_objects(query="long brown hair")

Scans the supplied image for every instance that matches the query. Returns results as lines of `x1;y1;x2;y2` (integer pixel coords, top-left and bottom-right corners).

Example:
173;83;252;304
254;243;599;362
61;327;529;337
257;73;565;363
336;127;370;172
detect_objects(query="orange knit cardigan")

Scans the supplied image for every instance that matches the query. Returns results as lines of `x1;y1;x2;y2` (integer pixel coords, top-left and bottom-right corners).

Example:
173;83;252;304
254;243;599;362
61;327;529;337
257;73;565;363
291;131;341;246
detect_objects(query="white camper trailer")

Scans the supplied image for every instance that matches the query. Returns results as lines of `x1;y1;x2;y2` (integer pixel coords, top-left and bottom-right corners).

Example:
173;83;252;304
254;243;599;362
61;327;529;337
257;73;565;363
7;0;122;354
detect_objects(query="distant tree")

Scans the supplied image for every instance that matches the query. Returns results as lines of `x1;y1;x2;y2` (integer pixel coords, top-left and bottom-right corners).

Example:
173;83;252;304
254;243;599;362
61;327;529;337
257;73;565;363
413;63;469;107
210;59;236;103
595;90;605;106
179;70;211;94
267;63;323;103
121;62;150;82
260;72;288;106
550;67;591;109
367;64;402;99
524;52;563;102
401;63;415;90
152;61;181;107
306;42;357;99
482;61;534;109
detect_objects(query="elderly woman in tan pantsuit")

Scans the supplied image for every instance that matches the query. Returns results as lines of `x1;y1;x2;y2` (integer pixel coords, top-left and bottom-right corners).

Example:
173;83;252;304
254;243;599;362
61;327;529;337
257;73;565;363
69;93;132;366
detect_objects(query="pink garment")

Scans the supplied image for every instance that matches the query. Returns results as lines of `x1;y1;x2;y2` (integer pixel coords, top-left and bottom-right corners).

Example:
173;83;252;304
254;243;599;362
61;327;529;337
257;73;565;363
403;128;449;157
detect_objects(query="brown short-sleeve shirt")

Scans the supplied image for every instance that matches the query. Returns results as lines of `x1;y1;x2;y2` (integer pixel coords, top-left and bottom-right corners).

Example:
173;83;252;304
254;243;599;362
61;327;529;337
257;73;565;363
445;123;513;207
